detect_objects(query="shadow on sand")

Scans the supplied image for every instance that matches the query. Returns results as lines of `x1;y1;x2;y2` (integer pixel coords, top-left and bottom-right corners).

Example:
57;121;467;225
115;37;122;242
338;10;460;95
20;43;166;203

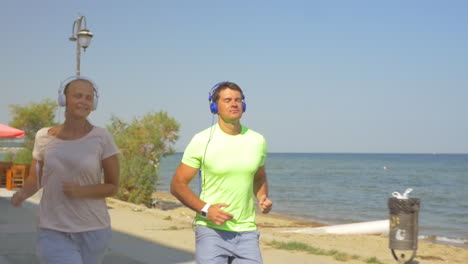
0;196;194;264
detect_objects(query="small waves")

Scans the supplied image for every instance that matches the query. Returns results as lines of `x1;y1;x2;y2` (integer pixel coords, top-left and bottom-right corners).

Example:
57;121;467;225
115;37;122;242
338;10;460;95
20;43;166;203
419;235;468;248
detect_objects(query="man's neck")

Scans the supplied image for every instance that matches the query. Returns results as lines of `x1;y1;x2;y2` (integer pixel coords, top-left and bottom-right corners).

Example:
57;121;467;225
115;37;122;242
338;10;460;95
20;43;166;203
218;117;242;135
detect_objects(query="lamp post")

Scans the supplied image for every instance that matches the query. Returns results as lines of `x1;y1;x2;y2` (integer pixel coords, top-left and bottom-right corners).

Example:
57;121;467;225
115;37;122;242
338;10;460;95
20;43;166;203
69;15;93;76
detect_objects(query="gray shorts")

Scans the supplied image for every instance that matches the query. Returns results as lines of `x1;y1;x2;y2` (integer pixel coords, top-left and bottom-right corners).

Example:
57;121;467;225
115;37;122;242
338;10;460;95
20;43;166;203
36;227;112;264
195;225;263;264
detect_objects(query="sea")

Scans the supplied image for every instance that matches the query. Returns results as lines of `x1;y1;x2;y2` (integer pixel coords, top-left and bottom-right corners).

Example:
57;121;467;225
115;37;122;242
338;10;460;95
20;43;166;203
158;152;468;247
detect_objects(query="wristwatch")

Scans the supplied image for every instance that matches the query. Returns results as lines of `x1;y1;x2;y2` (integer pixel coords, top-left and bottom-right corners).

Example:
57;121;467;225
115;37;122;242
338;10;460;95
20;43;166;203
201;204;211;218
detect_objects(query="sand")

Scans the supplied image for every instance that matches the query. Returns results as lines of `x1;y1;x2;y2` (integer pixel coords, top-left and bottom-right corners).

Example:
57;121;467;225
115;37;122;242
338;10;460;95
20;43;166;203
107;192;468;264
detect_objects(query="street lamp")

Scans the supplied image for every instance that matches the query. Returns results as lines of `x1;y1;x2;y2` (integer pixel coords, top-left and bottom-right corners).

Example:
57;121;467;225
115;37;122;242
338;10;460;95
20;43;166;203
69;15;94;76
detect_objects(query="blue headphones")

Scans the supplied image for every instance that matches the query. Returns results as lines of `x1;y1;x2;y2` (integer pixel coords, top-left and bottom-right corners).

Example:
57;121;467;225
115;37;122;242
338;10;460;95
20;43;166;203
208;82;246;114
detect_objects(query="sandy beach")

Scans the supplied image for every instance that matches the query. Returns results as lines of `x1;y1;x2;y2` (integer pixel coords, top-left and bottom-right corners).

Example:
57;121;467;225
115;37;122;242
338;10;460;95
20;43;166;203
1;187;467;263
107;191;468;264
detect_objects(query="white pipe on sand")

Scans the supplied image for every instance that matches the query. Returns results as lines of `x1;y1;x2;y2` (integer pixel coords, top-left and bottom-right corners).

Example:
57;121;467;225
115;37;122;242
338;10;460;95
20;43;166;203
283;220;389;235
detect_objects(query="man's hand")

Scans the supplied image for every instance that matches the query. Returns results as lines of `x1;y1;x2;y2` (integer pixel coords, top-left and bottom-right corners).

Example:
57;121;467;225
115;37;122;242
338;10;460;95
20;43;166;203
207;204;233;226
258;195;273;214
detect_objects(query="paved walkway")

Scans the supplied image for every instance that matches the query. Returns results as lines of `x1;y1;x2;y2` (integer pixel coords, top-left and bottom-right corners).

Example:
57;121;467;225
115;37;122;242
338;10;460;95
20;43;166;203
0;189;195;264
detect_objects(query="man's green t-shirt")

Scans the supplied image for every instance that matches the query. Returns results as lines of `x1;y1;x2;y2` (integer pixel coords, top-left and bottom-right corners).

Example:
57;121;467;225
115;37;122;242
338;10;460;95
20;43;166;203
181;123;267;232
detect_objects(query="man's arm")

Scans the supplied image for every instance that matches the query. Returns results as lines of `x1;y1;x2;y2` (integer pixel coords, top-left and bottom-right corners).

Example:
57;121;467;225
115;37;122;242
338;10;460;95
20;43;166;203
171;163;233;225
170;163;203;212
253;166;273;214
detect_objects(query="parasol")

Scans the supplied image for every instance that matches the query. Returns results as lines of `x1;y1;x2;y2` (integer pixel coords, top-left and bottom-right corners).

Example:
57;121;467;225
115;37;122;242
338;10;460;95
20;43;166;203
0;123;25;139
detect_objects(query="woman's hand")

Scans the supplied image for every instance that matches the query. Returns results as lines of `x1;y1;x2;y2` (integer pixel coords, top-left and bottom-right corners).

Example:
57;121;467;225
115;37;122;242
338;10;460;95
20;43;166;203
11;191;25;207
62;181;82;198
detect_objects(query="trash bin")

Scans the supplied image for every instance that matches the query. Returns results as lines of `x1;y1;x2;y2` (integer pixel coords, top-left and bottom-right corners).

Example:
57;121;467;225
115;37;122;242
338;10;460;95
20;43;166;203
388;196;420;263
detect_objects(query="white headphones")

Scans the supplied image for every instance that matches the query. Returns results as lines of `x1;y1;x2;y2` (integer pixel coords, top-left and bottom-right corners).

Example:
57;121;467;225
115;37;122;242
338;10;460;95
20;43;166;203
58;75;99;110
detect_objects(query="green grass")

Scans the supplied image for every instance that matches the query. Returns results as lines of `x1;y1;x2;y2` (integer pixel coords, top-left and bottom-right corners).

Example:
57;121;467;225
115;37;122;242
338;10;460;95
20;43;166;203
335;252;349;261
364;257;384;264
164;226;181;230
163;216;172;220
266;240;386;263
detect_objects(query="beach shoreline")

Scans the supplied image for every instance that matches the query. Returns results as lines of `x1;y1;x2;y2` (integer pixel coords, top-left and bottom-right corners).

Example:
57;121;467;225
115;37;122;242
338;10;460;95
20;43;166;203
141;191;468;263
158;152;468;246
2;188;467;263
151;191;468;247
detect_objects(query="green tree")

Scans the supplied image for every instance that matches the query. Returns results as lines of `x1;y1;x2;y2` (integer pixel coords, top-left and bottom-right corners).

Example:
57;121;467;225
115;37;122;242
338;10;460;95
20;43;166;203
5;99;58;164
108;111;180;207
9;99;58;150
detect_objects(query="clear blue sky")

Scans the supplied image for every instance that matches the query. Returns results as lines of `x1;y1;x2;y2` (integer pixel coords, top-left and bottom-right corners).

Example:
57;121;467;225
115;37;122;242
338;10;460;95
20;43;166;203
1;1;467;153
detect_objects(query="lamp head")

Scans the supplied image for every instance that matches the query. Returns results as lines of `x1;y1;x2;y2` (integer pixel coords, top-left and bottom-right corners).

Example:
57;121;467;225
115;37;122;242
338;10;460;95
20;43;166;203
77;29;93;51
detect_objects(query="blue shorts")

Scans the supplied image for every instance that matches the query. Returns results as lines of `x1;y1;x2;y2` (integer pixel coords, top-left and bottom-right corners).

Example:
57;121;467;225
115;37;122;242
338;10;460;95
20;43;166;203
36;227;112;264
195;225;263;264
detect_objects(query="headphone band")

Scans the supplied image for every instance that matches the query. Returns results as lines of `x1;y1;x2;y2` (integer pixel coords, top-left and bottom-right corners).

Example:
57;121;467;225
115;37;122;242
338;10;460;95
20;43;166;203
208;82;224;102
58;75;99;110
208;81;246;114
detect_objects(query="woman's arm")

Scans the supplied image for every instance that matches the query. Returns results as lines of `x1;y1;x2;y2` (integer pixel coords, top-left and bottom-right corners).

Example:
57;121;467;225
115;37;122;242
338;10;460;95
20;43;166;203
62;154;120;199
11;159;42;207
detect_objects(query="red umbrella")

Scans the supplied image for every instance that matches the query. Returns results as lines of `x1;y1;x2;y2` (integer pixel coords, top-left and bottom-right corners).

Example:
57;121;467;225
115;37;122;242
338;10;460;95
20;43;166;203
0;123;25;138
